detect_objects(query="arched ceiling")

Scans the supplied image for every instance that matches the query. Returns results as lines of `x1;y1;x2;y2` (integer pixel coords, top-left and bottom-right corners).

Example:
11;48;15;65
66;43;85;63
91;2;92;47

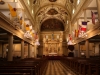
36;5;70;24
34;0;72;31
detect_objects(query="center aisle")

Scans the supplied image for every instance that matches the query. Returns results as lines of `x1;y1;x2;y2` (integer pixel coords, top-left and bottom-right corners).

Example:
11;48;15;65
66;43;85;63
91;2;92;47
42;60;76;75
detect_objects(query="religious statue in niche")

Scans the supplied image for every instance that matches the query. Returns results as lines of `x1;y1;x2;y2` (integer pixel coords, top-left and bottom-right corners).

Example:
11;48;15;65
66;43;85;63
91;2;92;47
46;47;48;52
49;49;52;53
51;32;54;40
54;49;57;53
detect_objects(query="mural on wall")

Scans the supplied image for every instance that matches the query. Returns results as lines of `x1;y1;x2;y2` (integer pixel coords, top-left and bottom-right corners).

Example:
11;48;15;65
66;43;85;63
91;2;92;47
41;19;64;31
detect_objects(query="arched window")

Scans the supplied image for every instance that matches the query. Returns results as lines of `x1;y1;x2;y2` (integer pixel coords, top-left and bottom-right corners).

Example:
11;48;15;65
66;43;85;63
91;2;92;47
72;9;75;14
77;0;80;5
32;9;33;14
27;0;30;5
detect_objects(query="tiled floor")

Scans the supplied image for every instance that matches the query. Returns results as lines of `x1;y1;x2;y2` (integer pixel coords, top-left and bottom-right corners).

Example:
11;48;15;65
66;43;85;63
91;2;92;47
42;60;77;75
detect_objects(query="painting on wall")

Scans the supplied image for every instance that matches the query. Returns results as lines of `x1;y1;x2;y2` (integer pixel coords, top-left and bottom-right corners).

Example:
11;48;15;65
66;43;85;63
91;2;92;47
41;19;64;31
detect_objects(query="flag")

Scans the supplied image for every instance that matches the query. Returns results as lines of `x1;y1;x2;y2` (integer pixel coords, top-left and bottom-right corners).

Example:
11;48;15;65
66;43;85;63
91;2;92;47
72;31;75;38
67;34;73;45
79;25;82;33
75;30;79;37
69;34;72;40
81;21;87;32
19;17;22;25
18;13;23;25
29;30;33;35
25;24;30;31
32;33;34;37
34;32;38;40
91;11;95;24
8;4;17;17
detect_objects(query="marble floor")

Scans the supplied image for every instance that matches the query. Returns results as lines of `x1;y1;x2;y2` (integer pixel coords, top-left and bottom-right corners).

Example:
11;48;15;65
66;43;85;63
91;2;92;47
42;60;77;75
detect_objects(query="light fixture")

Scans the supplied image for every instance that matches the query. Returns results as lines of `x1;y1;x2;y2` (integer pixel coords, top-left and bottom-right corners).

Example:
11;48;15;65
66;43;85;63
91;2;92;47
73;9;75;14
35;39;40;45
0;0;5;5
78;31;87;38
77;0;80;5
24;31;32;39
67;40;76;45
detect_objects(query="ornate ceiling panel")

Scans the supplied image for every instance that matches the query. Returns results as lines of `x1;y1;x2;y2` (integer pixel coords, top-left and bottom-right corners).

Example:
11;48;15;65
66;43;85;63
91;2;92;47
47;8;58;15
34;0;71;29
37;5;69;25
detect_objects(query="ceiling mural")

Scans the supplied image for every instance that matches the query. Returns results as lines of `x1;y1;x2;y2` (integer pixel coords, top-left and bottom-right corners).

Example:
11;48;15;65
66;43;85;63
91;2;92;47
41;19;64;31
37;6;69;25
47;8;58;15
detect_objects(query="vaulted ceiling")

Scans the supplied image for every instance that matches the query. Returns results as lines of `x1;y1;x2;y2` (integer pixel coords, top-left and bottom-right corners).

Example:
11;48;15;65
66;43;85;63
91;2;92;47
0;0;99;43
33;0;72;31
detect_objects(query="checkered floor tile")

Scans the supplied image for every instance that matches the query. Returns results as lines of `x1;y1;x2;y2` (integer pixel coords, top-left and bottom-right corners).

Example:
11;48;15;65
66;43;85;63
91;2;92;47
42;60;77;75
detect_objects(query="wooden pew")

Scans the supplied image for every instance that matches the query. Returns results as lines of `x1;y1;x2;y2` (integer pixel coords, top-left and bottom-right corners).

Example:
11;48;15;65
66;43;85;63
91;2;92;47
0;57;48;75
60;56;100;75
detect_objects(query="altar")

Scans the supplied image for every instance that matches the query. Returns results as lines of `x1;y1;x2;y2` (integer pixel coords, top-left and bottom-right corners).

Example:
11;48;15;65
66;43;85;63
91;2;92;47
48;53;58;56
47;53;60;60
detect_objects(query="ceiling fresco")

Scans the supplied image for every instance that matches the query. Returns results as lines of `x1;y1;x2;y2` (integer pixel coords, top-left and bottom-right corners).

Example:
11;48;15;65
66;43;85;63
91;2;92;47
41;19;64;31
47;8;58;15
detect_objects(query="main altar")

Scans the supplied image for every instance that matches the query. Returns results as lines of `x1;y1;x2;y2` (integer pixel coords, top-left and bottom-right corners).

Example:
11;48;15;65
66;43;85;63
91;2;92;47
48;52;58;56
43;31;63;56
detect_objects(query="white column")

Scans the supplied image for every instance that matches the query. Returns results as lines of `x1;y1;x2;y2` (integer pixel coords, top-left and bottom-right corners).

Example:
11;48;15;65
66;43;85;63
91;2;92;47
2;44;7;58
21;40;24;59
86;40;89;58
22;10;25;31
77;18;79;29
30;45;32;57
78;43;81;57
8;33;13;61
34;45;37;58
96;0;100;22
28;43;31;58
69;21;72;34
84;9;89;31
31;45;34;58
84;9;87;21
